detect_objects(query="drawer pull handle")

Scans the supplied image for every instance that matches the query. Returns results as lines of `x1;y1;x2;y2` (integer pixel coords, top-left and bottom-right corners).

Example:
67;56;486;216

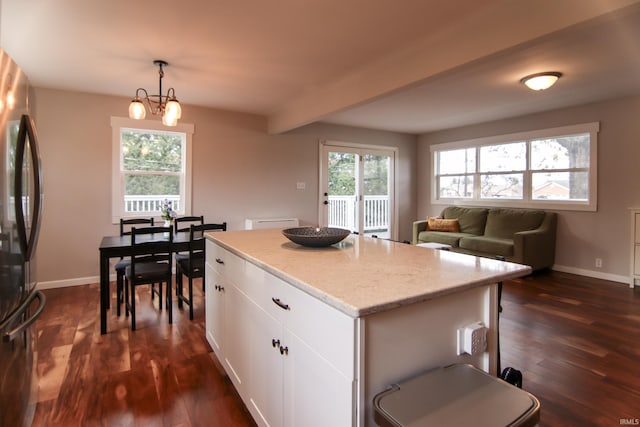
215;258;224;264
272;297;290;311
272;338;280;348
279;345;288;355
215;284;224;292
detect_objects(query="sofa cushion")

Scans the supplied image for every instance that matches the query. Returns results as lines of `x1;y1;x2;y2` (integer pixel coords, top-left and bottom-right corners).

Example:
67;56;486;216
418;231;475;247
484;208;546;239
427;217;460;232
459;236;514;257
441;207;488;236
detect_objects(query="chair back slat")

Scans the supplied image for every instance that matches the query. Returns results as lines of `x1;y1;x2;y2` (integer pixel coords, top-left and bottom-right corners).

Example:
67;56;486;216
120;217;155;236
188;222;227;251
174;215;204;234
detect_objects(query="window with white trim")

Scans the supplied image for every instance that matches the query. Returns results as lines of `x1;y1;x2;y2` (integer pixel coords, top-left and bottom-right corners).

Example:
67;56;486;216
431;122;598;211
111;117;194;222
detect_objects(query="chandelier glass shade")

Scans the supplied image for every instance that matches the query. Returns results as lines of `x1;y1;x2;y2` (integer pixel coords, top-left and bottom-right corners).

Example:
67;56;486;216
129;60;182;126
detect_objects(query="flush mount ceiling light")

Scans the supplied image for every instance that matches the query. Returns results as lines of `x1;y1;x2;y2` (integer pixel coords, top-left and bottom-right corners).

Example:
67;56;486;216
520;72;562;91
129;60;182;126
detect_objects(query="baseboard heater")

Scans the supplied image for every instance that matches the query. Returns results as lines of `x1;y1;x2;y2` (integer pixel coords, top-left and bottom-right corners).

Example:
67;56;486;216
244;217;299;230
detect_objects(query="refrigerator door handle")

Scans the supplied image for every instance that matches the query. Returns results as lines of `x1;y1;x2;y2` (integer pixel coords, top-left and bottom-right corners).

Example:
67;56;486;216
0;290;46;342
14;114;43;261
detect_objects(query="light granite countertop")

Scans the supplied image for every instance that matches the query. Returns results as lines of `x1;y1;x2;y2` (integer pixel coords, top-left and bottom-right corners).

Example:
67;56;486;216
206;228;531;318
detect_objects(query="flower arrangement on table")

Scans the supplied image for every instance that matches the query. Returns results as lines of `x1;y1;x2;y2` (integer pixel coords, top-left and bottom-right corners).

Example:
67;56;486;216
161;199;177;224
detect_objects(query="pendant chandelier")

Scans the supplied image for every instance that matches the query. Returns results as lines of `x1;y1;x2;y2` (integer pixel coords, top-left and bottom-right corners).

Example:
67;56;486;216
128;60;182;126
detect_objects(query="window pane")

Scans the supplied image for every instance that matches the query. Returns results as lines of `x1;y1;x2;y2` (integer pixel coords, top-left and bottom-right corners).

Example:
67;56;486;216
439;175;474;198
363;154;389;196
122;130;183;172
531;134;589;170
479;142;526;172
438;148;475;175
532;171;588;200
328;152;356;196
124;174;180;213
480;173;523;199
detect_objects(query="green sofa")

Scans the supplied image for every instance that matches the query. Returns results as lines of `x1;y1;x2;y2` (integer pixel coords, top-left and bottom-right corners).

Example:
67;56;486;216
412;206;557;271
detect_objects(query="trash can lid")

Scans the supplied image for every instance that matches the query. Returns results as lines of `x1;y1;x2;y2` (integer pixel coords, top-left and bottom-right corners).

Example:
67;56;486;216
373;364;540;427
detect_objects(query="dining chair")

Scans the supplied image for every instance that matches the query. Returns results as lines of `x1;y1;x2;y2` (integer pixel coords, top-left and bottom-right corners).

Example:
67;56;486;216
176;222;227;319
173;215;204;295
174;215;204;234
125;225;173;331
114;217;154;316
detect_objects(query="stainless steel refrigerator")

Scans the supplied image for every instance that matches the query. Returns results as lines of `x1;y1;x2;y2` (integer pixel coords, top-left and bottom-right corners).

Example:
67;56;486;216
0;48;46;427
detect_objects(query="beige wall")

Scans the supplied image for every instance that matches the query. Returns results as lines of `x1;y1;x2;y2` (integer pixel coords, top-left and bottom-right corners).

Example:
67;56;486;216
35;85;636;286
31;88;416;286
417;95;640;283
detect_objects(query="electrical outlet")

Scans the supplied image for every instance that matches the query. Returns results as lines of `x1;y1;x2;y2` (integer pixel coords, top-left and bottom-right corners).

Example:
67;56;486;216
595;258;603;268
456;322;487;355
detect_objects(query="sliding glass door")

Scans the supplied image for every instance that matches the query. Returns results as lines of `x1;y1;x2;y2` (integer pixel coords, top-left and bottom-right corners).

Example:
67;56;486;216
319;142;395;239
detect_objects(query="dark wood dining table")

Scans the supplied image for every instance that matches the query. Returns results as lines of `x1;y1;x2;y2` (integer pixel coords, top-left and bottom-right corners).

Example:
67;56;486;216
98;232;191;334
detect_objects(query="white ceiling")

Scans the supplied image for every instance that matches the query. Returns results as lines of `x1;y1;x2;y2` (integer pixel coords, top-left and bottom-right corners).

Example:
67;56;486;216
2;0;640;135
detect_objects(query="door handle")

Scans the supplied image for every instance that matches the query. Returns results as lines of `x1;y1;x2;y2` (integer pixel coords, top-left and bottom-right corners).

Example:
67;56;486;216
14;114;43;261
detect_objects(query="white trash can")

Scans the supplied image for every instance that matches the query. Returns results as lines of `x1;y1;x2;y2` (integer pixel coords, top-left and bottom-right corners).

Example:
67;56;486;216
373;364;540;427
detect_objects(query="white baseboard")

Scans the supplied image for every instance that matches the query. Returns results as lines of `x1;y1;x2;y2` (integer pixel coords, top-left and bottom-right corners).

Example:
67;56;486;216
551;264;630;285
38;270;179;290
37;266;630;290
38;275;103;290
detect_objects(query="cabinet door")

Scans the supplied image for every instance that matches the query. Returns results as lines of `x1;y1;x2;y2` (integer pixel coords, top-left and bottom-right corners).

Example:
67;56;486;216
205;265;224;356
224;283;253;398
283;330;354;427
247;301;284;427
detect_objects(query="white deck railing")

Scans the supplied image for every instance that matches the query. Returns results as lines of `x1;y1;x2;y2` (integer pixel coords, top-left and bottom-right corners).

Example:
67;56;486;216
124;195;180;213
123;194;389;232
328;195;389;232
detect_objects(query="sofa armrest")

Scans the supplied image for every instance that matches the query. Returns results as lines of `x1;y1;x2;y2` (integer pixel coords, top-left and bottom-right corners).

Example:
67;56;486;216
412;220;428;244
513;212;557;270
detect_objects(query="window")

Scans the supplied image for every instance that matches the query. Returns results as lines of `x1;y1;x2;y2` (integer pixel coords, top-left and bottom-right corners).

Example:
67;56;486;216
431;122;598;211
111;117;194;222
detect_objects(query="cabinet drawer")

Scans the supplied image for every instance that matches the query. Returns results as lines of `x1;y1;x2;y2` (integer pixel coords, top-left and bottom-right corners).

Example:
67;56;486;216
206;240;244;278
264;271;356;379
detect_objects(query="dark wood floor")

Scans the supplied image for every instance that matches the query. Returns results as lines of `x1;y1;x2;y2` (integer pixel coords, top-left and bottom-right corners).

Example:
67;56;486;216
31;271;639;426
31;279;256;427
500;272;640;426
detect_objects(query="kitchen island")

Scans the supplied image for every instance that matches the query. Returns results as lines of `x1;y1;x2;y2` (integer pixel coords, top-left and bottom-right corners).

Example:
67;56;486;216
205;228;531;427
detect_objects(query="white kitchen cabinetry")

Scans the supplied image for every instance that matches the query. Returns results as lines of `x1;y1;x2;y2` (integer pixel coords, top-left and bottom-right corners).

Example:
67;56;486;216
631;209;640;288
247;299;283;427
204;266;224;354
206;241;356;427
204;229;521;426
282;329;354;427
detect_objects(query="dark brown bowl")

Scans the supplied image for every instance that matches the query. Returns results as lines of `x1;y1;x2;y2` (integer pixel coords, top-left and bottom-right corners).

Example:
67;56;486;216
282;227;351;247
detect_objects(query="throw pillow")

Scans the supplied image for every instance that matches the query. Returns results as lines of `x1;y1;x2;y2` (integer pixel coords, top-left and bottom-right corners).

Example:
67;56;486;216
427;217;460;232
